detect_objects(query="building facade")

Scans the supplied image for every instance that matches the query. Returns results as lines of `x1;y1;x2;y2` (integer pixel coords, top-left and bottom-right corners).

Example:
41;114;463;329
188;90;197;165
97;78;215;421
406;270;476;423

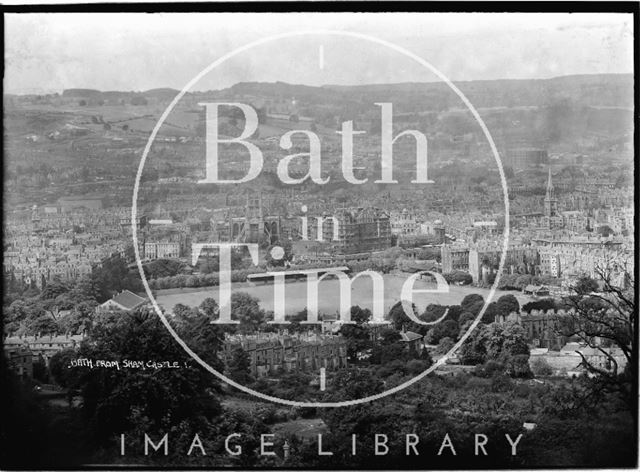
223;332;348;378
210;194;281;245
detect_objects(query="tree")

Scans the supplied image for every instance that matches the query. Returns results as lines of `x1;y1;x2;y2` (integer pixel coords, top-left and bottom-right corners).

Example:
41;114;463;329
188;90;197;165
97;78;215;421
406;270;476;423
91;254;142;302
597;225;614;237
573;276;599;295
505;354;532;378
425;319;459;345
406;358;431;375
339;322;371;362
531;357;553;377
178;309;225;369
27;316;58;335
421;304;447;322
458;311;475;327
515;274;533;289
49;349;81;388
199;298;219;318
173;303;197;319
436;336;455;355
444;305;464;323
58;302;96;334
198;256;219;274
497;274;520;290
350;305;372;325
557;263;635;418
328;367;384;400
481;302;500;323
144;259;185;279
501;322;530;358
458;323;489;365
461;294;484;316
227;346;252;383
388;301;417;331
522;298;556;313
379;327;401;345
77;308;222;443
483;323;507;360
370;343;407;365
231;292;265;331
443;271;473;285
496;294;520;316
287;308;309;333
40;280;69;301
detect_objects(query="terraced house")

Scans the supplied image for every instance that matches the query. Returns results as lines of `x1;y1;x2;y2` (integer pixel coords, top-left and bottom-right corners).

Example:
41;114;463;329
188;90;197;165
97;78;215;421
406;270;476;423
223;332;348;378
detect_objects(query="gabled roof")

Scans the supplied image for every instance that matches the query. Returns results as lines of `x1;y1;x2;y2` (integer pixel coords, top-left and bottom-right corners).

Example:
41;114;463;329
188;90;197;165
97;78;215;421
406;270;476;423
399;331;423;343
105;290;146;310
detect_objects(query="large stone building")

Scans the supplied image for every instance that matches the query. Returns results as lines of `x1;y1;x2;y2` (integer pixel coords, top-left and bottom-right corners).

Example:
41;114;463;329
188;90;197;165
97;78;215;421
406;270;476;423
538;247;561;277
299;206;391;257
143;234;183;260
327;207;392;254
223;332;347;378
496;309;570;350
441;245;470;273
210;194;281;244
468;243;539;284
536;243;633;282
390;209;420;236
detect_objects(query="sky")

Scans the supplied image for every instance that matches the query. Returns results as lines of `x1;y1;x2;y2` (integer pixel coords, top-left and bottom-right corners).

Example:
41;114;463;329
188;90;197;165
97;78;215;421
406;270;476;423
4;12;634;94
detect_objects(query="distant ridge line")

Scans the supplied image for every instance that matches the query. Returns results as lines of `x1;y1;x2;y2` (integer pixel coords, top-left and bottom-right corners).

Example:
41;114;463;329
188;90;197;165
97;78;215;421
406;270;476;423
4;72;632;97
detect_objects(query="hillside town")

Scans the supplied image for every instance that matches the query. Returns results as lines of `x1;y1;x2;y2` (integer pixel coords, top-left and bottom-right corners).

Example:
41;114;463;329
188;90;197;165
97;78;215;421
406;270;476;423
4;84;634;385
2;11;636;469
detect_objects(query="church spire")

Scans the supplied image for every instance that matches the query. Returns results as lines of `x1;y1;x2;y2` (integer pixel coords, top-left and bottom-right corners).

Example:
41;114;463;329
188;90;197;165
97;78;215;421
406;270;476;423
544;167;558;217
545;167;555;198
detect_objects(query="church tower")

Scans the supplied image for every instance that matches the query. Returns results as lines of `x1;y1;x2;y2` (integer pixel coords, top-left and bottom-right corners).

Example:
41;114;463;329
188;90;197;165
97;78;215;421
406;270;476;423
544;167;558;217
244;192;264;243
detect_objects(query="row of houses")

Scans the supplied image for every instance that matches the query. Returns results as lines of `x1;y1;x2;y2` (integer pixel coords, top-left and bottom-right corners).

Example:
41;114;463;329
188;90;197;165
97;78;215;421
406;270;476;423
223;332;348;378
4;290;148;380
529;343;628;377
4;333;87;380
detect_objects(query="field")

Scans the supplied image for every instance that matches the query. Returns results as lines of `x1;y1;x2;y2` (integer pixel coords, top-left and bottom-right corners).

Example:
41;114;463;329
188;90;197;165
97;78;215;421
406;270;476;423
155;273;534;314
